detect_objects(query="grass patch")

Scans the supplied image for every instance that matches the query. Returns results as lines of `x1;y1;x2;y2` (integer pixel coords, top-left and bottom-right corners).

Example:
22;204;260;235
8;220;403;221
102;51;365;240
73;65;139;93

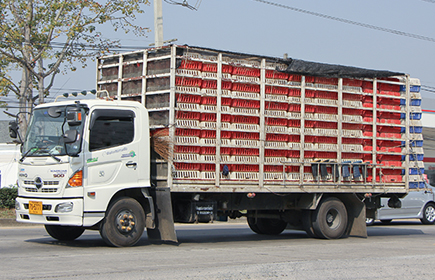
0;208;16;219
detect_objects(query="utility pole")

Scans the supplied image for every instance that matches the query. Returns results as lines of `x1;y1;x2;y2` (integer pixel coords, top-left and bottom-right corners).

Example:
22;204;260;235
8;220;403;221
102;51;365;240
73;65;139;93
154;0;164;47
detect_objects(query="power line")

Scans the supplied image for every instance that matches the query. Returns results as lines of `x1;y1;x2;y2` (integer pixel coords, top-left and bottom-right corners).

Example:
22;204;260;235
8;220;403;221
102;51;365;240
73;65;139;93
251;0;435;43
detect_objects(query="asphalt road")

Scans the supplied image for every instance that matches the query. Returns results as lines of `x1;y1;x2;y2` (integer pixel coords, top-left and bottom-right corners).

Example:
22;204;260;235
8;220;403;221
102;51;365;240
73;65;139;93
0;221;434;279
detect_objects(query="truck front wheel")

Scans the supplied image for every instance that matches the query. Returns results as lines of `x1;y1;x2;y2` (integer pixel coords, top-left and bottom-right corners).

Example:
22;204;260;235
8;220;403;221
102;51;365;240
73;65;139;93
100;197;145;247
312;197;348;239
44;225;85;241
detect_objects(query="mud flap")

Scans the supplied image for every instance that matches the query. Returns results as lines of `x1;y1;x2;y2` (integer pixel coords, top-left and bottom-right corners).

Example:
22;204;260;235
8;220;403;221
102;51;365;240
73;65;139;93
147;187;178;244
341;194;367;238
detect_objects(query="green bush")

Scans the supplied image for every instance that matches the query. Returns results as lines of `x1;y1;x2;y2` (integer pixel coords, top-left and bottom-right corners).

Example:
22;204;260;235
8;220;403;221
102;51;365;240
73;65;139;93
0;187;18;209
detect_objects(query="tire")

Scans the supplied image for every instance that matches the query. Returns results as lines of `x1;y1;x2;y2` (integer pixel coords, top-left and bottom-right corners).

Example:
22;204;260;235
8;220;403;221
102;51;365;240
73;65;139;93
312;197;348;239
302;210;317;237
99;197;145;247
247;216;287;235
366;217;375;226
380;219;392;224
45;225;85;241
420;203;435;225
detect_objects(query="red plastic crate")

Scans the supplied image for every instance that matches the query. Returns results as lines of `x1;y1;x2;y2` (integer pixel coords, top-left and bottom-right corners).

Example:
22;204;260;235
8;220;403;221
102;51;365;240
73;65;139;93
315;121;338;129
174;163;201;170
316;91;338;100
305;105;316;113
221;131;232;139
305;90;316;98
288;135;301;143
265;117;288;126
287;119;301;127
200;163;215;172
316;152;337;159
200;113;217;122
201;96;217;105
265;70;289;80
176;94;201;104
265;101;288;111
266;134;289;142
175;77;202;87
176;111;200;120
285;166;301;173
175;128;201;137
342;153;363;159
305;121;316;128
232;131;260;140
316;106;338;114
232;83;260;93
305;136;316;143
264;165;285;172
265;149;287;157
288;104;302;112
230;164;260;172
174;146;201;154
343;123;363;130
201;63;233;73
315;77;338;85
288;75;302;82
232;66;260;77
231;99;260;109
316;136;338;144
221;114;231;123
288;150;301;158
342;108;362;116
200;146;216;155
342;138;363;144
380;161;402;167
303;151;315;158
305;76;315;83
179;60;202;70
343;78;363;87
265;86;289;95
288;88;301;96
200;130;216;139
231;115;260;124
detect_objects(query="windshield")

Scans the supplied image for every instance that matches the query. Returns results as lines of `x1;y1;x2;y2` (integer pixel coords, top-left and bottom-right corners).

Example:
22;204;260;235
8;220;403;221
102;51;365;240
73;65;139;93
23;106;86;157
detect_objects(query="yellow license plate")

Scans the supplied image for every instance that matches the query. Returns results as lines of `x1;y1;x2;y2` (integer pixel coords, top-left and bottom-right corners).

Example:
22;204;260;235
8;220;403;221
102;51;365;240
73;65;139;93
29;201;43;215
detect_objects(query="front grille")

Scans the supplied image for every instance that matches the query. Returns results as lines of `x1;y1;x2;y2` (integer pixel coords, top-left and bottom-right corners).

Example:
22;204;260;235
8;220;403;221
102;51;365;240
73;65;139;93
23;180;60;193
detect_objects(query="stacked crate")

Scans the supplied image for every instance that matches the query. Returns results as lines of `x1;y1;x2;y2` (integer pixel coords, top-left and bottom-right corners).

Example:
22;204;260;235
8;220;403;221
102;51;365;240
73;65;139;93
97;46;423;189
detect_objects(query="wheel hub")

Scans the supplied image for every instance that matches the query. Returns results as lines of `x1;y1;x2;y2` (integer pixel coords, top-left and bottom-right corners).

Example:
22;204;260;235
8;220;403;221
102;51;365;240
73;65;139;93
115;210;136;234
426;206;435;222
326;209;340;229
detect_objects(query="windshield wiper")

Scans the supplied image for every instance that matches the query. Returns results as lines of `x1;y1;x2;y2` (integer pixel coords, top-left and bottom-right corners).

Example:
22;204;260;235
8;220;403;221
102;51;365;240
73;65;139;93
19;147;61;163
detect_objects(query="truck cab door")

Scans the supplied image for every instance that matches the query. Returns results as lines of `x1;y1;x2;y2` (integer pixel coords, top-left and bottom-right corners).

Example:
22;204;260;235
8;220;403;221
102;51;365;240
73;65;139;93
83;109;140;212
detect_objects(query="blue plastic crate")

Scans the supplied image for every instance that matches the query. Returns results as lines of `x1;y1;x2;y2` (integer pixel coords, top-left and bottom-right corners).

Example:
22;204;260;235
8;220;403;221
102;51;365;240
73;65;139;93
409;181;425;189
401;112;422;120
402;140;423;147
403;168;425;175
400;85;421;92
405;154;424;161
401;99;422;106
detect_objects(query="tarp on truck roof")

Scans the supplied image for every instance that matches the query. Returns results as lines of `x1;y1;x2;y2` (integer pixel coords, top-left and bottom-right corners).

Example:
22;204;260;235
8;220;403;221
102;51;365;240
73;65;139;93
184;45;404;79
281;59;405;79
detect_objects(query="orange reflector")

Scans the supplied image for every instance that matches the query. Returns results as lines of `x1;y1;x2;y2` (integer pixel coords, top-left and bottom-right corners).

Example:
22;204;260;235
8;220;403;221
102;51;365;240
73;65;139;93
77;112;82;121
68;170;83;187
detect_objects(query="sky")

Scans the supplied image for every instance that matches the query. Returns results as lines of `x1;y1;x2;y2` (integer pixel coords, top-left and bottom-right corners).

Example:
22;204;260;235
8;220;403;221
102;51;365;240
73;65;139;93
2;0;435;119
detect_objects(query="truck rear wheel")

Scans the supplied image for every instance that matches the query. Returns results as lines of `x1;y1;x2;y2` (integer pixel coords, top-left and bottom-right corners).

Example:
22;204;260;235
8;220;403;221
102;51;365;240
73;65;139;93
312;197;348;239
44;225;85;241
100;197;145;247
247;216;287;235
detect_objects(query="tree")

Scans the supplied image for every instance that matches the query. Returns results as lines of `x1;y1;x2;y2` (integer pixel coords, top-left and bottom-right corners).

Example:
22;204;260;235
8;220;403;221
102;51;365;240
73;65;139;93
0;0;149;134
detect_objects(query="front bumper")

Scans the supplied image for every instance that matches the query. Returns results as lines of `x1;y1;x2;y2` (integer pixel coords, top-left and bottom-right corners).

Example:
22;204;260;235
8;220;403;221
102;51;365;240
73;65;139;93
15;197;84;226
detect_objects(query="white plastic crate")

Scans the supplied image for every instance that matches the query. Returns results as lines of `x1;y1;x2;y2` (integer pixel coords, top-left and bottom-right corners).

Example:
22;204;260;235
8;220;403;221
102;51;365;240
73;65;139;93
200;122;217;129
342;100;363;108
232;75;260;83
288;143;301;149
288;96;301;103
173;171;200;179
408;147;424;154
316;84;338;91
266;126;288;133
176;119;200;128
176;86;201;94
221;156;259;163
177;103;199;111
304;128;318;135
176;69;201;76
173;153;199;161
264;172;285;180
231;123;260;131
265;141;288;149
200;138;216;146
305;143;318;150
316;113;339;121
406;161;424;168
343;86;362;93
232;139;260;147
317;99;339;106
175;136;199;145
232;172;259;180
319;144;337;151
201;88;232;96
317;129;339;136
264;157;286;164
289;112;302;119
233;91;260;100
342;130;363;137
266;79;288;85
304;98;316;104
342;115;363;122
342;144;363;152
304;113;316;120
306;83;315;88
409;175;425;182
408;133;424;141
201;155;216;162
289;81;302;87
266;94;288;101
201;105;231;113
232;107;259;115
265;110;287;118
201;172;216;180
288;127;301;134
201;72;231;79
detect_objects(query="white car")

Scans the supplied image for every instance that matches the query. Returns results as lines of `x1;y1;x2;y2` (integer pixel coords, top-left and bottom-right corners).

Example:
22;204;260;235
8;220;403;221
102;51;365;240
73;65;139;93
366;183;435;226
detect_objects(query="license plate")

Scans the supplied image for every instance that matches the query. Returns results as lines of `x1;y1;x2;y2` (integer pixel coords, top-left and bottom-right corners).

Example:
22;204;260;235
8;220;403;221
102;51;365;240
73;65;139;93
29;201;43;215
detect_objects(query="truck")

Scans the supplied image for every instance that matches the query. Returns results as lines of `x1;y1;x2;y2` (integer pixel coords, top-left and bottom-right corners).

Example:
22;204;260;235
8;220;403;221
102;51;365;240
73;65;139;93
12;45;426;247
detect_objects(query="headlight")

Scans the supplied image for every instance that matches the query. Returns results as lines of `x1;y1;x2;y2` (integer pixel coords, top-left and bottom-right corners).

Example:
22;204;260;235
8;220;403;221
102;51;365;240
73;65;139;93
15;200;20;210
55;202;73;213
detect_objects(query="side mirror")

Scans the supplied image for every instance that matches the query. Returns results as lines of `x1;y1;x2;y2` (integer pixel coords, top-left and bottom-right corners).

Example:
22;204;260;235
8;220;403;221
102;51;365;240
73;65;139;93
66;108;82;126
9;121;18;139
63;130;78;144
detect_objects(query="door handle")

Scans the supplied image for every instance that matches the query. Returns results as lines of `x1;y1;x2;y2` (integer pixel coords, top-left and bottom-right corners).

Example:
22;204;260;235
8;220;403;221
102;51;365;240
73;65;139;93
126;161;137;168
